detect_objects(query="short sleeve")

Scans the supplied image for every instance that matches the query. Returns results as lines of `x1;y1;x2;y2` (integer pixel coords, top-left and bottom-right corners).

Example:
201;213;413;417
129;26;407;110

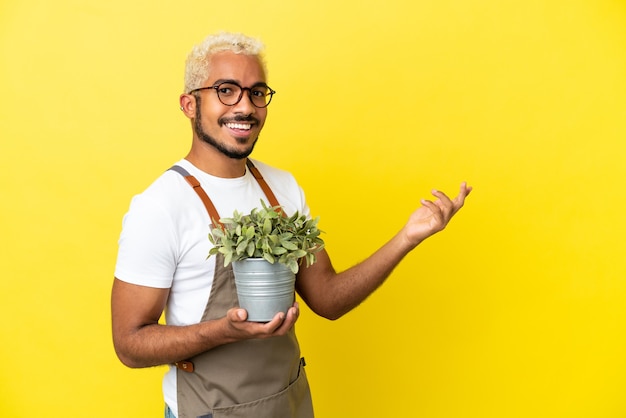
114;193;178;288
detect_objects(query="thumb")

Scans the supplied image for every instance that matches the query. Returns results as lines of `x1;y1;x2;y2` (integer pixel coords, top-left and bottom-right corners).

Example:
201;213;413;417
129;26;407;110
228;308;248;322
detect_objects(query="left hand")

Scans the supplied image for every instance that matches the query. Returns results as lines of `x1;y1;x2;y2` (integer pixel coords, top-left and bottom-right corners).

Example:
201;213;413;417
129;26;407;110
404;182;472;246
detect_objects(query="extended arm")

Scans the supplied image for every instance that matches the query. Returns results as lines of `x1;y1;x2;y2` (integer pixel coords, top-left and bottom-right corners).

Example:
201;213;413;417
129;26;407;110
111;279;299;368
296;182;472;320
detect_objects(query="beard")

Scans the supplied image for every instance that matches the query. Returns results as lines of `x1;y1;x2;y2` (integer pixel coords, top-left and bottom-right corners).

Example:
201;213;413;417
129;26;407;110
193;96;259;160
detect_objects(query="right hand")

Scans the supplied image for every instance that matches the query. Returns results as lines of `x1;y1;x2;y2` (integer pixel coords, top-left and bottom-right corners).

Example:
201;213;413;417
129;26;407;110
224;302;300;340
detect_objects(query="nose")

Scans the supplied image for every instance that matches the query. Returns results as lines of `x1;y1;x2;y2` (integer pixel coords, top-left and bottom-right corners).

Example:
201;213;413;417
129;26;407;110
232;89;256;114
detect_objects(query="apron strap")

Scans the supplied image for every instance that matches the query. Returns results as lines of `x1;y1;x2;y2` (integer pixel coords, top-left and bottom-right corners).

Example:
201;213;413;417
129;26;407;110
168;165;223;227
168;160;282;226
245;159;281;208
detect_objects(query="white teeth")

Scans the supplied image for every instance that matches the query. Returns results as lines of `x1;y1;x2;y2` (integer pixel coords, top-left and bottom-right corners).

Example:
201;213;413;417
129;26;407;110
226;123;252;130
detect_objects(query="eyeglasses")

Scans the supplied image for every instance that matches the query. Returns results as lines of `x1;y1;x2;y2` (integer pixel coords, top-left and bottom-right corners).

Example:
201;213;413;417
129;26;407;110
189;82;276;108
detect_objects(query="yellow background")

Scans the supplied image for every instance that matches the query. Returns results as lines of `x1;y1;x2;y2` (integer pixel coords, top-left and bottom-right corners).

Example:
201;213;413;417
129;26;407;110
1;0;625;417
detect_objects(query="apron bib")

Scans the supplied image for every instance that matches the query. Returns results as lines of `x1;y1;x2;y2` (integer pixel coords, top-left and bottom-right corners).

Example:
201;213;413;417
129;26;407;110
169;161;314;418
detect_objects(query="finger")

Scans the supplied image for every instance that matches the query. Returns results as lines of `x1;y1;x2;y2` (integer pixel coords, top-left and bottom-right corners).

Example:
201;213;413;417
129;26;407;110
278;302;299;325
227;308;248;323
420;198;438;209
453;182;473;208
265;302;299;334
420;199;444;222
275;304;299;334
460;182;473;197
289;301;300;321
262;311;287;333
429;189;455;219
291;301;300;314
430;188;453;204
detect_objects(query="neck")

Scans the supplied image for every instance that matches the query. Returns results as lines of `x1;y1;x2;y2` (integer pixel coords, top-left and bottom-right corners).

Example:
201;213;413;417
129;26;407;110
185;145;247;178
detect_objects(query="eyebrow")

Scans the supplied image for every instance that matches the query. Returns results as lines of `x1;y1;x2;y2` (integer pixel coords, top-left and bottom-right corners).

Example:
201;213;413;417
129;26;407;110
211;79;269;88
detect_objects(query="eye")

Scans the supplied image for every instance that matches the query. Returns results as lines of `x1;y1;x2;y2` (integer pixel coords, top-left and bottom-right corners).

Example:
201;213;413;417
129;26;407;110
217;83;239;97
250;88;266;97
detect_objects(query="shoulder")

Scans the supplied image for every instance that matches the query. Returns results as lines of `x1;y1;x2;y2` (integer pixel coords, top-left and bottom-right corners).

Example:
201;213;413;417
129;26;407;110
248;159;299;188
121;162;212;234
248;159;309;216
133;164;198;211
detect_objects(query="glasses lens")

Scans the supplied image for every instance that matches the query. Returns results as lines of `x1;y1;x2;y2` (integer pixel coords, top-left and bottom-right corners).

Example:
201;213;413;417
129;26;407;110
214;83;274;107
250;86;272;108
215;83;242;106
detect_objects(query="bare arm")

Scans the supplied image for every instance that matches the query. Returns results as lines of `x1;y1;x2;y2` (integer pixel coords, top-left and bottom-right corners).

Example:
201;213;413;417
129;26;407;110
296;183;472;320
111;279;299;368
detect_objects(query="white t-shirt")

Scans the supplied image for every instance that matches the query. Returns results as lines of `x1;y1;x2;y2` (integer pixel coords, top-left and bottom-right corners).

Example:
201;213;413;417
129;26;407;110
114;158;309;415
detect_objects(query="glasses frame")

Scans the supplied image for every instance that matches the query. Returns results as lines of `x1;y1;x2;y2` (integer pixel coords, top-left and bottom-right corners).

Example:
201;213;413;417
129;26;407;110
189;81;276;108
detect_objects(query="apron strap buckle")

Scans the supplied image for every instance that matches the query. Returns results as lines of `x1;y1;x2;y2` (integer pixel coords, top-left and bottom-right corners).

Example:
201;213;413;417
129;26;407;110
175;360;195;373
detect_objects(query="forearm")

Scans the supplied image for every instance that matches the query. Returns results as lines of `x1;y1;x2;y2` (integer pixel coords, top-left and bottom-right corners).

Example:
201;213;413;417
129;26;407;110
300;183;472;319
299;230;418;320
112;277;299;369
111;278;235;368
113;317;235;369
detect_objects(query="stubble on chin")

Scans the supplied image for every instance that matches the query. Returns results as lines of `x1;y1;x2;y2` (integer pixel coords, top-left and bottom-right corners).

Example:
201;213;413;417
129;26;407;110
192;95;260;160
194;116;258;160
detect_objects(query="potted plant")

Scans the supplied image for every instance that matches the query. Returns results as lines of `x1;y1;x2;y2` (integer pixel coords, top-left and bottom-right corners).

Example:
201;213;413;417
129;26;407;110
208;200;325;321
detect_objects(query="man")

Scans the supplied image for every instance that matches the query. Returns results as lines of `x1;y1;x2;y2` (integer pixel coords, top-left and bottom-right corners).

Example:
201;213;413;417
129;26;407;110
112;32;472;418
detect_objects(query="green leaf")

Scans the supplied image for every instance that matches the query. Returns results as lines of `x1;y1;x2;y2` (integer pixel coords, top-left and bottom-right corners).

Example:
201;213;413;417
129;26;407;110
262;218;272;235
287;259;299;274
207;203;325;271
279;232;294;240
281;240;298;251
293;249;307;258
236;239;249;255
246;242;255;257
273;247;287;255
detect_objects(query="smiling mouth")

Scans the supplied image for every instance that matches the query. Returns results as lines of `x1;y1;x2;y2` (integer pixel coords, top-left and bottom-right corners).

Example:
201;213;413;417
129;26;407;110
225;122;252;131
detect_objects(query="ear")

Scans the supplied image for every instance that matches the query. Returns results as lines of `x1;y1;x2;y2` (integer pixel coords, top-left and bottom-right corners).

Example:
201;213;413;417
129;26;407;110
179;94;196;118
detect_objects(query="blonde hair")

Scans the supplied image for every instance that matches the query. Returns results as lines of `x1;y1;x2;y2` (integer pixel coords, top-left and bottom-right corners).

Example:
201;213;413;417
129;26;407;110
183;32;267;94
